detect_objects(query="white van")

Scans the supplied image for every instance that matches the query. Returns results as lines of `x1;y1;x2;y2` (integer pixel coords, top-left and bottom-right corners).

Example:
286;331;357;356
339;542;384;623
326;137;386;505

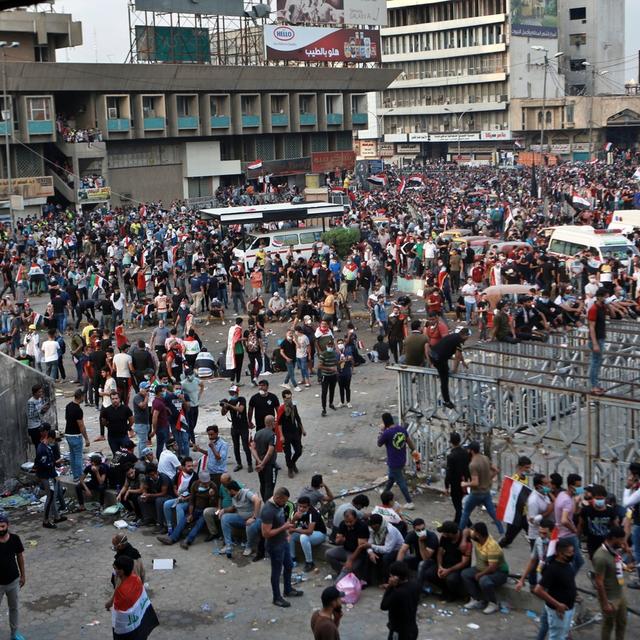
547;226;639;264
233;229;324;269
608;210;640;234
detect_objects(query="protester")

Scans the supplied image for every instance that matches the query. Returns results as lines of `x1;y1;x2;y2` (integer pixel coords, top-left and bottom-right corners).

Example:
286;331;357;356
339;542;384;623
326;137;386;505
380;561;420;640
0;514;26;640
311;586;344;640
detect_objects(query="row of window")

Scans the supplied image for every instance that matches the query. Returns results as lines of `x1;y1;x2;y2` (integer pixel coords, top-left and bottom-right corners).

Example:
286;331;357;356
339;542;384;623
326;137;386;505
383;113;508;134
383;24;504;56
382;81;508;109
0;96;52;122
383;53;506;82
387;0;507;28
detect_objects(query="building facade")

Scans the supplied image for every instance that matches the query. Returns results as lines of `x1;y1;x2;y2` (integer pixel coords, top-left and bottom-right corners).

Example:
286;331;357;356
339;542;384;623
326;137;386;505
363;0;566;163
558;0;625;96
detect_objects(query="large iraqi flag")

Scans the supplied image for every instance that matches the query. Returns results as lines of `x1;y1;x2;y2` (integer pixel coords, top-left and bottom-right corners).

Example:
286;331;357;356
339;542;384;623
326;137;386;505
496;476;531;525
112;578;159;639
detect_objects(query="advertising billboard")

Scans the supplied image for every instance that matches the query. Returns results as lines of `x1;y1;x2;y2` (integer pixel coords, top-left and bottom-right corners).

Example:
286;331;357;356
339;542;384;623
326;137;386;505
311;150;356;173
277;0;387;27
78;187;112;202
511;0;558;38
135;0;245;16
265;25;380;63
0;176;54;199
135;26;210;63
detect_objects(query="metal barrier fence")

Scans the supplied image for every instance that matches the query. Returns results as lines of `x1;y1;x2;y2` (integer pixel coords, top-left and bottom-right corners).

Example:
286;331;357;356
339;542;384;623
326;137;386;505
392;328;640;495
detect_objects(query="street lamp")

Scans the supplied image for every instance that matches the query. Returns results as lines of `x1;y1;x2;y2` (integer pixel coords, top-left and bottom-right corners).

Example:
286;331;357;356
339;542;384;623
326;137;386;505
531;46;563;201
0;41;19;231
444;106;473;162
582;61;609;159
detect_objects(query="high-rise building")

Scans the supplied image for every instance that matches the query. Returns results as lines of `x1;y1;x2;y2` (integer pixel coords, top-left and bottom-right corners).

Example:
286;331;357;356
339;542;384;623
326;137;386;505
558;0;625;95
368;0;564;162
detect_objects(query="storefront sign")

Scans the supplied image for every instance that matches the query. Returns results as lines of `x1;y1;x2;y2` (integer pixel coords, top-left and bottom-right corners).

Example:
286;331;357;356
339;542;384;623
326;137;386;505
0;176;54;199
311;150;356;173
480;130;512;141
378;142;395;157
408;132;429;142
78;187;112;202
396;143;420;154
358;140;378;158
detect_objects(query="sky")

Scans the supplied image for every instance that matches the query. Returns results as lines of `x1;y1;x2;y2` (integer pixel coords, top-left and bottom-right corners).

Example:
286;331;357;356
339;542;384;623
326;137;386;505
55;0;640;80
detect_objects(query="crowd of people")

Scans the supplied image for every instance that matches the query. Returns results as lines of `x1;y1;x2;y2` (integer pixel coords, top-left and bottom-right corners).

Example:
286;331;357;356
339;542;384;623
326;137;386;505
1;157;640;638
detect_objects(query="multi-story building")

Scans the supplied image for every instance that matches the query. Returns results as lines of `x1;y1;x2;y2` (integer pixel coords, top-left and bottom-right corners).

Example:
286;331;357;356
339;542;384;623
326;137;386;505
0;9;397;217
558;0;625;96
362;0;564;163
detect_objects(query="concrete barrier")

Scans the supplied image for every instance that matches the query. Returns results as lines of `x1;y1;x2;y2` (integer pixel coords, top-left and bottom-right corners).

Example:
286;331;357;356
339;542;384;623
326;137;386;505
0;353;57;481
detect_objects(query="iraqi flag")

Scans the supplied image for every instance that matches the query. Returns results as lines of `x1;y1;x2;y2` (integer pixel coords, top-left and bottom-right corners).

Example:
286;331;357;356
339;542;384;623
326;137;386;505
225;324;243;371
546;526;560;558
367;173;387;188
408;174;424;187
93;274;107;290
112;578;159;639
496;476;531;525
572;192;592;210
632;167;640;181
397;176;406;195
247;159;263;171
504;205;515;230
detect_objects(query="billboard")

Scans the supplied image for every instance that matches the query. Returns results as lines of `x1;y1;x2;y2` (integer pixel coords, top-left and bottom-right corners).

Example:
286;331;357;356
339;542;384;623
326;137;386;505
277;0;387;26
78;187;112;202
311;150;356;173
135;26;210;63
135;0;245;16
0;176;53;199
265;25;380;63
511;0;558;38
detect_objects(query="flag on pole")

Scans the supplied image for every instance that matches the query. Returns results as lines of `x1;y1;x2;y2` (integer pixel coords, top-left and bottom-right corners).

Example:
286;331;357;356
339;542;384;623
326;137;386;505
367;173;387;187
504;206;515;230
32;312;43;328
247;159;263;171
408;174;425;187
94;275;107;290
546;526;560;558
496;476;532;525
632;167;640;181
397;176;406;195
604;142;613;152
572;192;592;209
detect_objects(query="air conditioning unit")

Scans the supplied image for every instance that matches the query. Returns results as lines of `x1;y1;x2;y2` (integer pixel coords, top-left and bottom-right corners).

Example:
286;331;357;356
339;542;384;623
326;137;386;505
566;121;575;128
469;96;476;103
107;107;118;119
492;124;501;130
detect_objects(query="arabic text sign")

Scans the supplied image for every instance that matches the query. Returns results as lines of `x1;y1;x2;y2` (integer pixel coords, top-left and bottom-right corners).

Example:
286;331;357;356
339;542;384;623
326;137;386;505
511;0;558;38
78;187;112;202
0;176;54;199
276;0;387;27
264;25;380;63
311;150;356;173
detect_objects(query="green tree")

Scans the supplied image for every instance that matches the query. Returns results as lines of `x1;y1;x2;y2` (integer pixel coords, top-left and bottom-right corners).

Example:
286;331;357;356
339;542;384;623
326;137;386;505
322;227;360;258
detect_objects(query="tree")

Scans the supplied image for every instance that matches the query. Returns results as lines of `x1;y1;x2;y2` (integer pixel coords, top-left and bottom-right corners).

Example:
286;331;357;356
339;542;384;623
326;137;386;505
322;227;360;258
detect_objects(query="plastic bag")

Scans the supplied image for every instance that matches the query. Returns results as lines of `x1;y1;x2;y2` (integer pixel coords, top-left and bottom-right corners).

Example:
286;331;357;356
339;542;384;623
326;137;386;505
336;572;362;605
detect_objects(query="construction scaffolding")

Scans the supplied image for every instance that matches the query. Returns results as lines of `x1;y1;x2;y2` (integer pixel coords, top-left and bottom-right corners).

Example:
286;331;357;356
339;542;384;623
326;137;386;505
393;321;640;495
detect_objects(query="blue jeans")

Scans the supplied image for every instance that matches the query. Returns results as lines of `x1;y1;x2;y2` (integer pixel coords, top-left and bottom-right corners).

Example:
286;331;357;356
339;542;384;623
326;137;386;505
220;513;262;548
284;361;298;387
384;466;412;503
45;361;59;380
296;356;309;381
562;534;584;575
461;567;507;603
155;429;169;460
465;301;476;324
163;499;188;532
536;607;549;640
289;530;327;563
133;423;149;457
170;507;206;543
66;434;84;481
545;604;574;640
589;338;605;389
632;524;640;580
267;540;293;601
174;430;190;457
459;492;505;535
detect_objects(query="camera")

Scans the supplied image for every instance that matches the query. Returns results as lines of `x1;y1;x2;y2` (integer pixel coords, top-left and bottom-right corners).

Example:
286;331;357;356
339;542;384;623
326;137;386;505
219;399;228;407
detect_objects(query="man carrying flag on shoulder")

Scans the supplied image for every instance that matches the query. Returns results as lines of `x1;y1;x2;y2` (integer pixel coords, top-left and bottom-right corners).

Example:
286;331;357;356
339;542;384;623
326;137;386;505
107;555;159;639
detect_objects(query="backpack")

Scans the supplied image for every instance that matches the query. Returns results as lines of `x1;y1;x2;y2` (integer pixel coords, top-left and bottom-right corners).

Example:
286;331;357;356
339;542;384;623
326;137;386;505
56;335;66;355
246;329;259;353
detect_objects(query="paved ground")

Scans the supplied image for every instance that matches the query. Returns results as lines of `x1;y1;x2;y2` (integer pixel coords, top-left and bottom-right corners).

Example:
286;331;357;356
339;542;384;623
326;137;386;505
4;301;639;639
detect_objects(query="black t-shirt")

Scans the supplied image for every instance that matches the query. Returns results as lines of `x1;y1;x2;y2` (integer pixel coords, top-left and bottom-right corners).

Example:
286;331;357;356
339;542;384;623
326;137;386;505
373;341;390;361
337;519;370;552
429;333;464;362
404;529;438;557
110;450;138;488
539;558;577;609
226;396;249;429
249;392;280;429
89;349;107;376
380;579;420;637
131;348;154;373
102;404;133;437
83;462;109;485
281;339;296;360
580;505;617;556
0;534;24;585
296;506;327;535
440;534;467;568
261;500;287;547
64;401;83;436
254;428;277;464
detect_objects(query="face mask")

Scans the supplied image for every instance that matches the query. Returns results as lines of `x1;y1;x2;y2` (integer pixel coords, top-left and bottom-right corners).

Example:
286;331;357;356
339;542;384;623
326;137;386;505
541;486;551;494
594;498;606;508
259;390;267;396
574;486;585;496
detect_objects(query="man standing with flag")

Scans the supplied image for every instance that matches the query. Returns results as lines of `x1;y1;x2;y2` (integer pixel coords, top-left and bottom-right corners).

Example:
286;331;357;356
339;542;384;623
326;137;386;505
498;456;532;548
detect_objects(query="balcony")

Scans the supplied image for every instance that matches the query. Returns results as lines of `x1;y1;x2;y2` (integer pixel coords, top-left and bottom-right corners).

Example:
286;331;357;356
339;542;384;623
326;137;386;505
271;113;289;127
211;115;230;129
327;113;343;126
300;113;317;126
143;117;165;131
352;112;368;125
178;116;199;130
242;114;261;128
107;118;130;132
28;120;54;135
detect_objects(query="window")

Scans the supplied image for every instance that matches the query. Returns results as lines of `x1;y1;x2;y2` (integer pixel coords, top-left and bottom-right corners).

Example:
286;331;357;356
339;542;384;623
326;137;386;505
545;111;552;125
570;33;587;46
142;96;156;117
565;104;575;122
177;96;191;117
570;58;586;71
106;97;120;119
27;97;51;121
251;237;270;249
569;84;585;95
0;97;12;121
569;7;586;20
299;231;318;244
273;234;299;247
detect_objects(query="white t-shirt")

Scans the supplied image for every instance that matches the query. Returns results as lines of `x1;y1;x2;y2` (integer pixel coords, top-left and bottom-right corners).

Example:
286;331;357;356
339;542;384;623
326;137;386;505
41;339;60;363
461;283;478;305
101;377;117;408
113;353;133;378
295;334;310;359
158;449;181;479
